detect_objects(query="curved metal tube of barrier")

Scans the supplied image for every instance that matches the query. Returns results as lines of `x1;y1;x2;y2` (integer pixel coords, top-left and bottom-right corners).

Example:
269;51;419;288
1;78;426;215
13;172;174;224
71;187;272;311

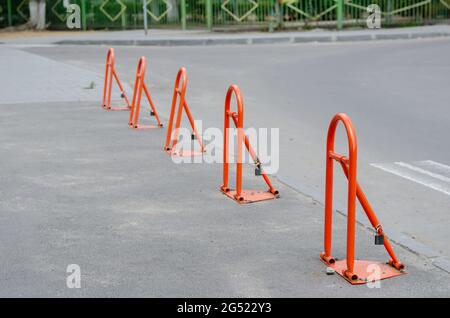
220;85;279;204
102;48;131;111
164;67;205;156
128;57;163;130
321;113;404;284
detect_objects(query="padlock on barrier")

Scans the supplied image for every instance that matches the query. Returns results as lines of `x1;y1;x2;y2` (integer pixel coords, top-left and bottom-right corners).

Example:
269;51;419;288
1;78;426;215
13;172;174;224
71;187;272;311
375;234;385;245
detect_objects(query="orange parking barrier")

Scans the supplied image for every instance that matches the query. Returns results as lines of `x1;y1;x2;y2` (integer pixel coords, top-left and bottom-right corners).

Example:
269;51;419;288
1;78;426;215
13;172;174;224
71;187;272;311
164;67;205;157
128;57;163;130
101;48;131;111
220;85;279;204
320;113;405;285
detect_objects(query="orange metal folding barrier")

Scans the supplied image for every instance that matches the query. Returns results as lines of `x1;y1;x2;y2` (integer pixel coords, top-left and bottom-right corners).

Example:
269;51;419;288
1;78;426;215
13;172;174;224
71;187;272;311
220;85;279;204
128;57;163;130
320;113;405;284
101;48;131;111
164;67;205;157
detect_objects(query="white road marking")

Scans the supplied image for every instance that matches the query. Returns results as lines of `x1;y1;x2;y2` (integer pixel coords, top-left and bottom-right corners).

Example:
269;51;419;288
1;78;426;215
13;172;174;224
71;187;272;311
420;160;450;178
371;160;450;196
394;162;450;183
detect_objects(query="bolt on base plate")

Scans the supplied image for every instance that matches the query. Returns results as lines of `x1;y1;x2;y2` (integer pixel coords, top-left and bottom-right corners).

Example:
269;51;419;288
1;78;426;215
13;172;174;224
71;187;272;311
221;189;279;204
321;259;405;285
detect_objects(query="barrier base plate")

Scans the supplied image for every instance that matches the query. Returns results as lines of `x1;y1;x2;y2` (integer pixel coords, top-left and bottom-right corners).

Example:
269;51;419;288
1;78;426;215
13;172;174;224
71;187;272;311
132;124;163;130
107;106;130;111
167;149;204;157
222;189;279;204
323;259;405;285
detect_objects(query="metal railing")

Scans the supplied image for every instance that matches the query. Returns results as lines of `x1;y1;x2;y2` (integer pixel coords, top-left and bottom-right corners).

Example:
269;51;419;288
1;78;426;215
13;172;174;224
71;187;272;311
0;0;449;30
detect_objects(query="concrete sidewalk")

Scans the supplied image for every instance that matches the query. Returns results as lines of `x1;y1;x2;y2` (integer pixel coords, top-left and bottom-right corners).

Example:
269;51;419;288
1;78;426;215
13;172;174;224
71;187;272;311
1;25;450;47
0;47;115;104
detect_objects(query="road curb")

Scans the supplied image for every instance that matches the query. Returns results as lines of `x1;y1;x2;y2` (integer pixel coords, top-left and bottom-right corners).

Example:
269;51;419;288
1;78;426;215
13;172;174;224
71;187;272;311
276;174;450;275
52;31;450;46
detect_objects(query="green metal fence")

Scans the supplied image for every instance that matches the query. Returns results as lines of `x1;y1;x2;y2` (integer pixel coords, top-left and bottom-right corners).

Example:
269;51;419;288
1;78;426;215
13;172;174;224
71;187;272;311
0;2;5;29
1;0;449;30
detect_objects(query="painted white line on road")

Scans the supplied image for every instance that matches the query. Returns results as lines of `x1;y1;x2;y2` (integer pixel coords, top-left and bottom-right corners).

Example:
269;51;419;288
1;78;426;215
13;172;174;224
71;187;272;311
371;161;450;196
394;162;450;183
420;160;450;178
